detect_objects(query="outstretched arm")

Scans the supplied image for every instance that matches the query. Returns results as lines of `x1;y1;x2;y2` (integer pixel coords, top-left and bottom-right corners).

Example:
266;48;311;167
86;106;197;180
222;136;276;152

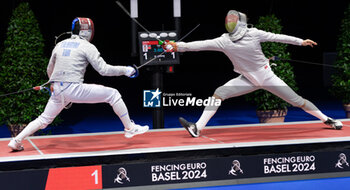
257;29;318;48
256;29;304;46
164;37;225;52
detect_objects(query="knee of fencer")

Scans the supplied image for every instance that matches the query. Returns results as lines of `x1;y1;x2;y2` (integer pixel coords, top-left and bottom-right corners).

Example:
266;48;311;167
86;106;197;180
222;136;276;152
33;117;48;129
214;88;227;101
37;113;56;129
108;89;122;106
291;97;305;108
213;93;224;101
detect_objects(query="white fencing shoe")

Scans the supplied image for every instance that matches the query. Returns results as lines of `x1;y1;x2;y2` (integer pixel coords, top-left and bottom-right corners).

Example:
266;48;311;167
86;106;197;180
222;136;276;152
124;123;149;138
8;138;24;151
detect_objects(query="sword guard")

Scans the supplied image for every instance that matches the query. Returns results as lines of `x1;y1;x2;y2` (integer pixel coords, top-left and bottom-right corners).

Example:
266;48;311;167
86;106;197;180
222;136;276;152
130;64;139;78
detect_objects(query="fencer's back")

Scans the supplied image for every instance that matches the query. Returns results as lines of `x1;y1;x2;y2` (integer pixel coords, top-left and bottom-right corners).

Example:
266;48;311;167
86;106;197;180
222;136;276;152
49;35;93;83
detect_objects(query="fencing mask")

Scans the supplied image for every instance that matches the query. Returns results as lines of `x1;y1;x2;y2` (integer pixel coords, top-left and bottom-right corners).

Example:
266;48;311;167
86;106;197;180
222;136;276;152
71;17;94;42
225;10;247;41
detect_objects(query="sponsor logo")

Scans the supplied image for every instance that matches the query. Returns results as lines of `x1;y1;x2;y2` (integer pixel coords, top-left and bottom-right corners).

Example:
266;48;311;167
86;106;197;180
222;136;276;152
114;167;130;184
228;160;243;176
335;153;349;169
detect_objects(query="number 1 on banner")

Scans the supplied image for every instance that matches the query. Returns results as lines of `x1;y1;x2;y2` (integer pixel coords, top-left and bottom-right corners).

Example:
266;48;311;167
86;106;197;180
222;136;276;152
91;169;98;185
45;165;102;190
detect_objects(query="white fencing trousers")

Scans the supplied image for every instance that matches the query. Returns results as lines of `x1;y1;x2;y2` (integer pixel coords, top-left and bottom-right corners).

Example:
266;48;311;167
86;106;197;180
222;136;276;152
15;82;123;142
196;67;329;130
197;66;328;130
214;67;304;107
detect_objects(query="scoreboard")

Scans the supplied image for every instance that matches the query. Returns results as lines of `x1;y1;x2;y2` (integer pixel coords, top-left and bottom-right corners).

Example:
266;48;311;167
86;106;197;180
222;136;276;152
138;31;179;66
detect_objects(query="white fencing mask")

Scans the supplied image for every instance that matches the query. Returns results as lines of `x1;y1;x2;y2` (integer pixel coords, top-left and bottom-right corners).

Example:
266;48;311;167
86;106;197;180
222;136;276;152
225;10;248;41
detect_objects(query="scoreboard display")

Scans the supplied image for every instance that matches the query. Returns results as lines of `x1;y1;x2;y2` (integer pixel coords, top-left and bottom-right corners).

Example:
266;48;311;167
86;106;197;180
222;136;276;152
138;31;179;66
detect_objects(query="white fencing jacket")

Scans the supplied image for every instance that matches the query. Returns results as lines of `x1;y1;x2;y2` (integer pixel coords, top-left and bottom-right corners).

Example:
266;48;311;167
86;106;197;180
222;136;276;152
177;28;303;74
47;35;129;83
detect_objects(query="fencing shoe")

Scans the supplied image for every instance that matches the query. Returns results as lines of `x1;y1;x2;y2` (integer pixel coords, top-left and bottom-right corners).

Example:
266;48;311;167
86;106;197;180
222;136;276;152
124;123;149;138
324;118;343;130
8;138;24;151
179;117;200;138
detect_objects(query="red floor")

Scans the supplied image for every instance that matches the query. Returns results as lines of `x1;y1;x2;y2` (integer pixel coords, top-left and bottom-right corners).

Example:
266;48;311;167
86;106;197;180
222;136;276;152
1;120;350;162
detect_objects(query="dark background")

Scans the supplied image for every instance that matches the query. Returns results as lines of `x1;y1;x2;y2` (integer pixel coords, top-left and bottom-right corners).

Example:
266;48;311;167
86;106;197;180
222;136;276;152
0;0;348;122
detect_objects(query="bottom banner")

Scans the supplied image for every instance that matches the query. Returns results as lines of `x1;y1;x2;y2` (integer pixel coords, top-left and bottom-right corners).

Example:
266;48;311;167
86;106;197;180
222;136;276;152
2;150;350;189
102;150;350;188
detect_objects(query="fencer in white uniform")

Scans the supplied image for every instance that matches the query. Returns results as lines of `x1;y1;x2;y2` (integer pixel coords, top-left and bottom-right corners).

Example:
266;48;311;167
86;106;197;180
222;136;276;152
165;10;343;137
8;17;149;151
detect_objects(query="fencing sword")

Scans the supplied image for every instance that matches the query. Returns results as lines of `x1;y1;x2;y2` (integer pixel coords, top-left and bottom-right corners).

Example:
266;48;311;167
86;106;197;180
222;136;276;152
115;1;200;70
54;31;72;45
270;56;343;69
0;81;51;97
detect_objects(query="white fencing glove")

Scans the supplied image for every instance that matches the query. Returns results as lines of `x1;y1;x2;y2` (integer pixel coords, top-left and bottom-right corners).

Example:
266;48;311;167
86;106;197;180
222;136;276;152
124;66;139;78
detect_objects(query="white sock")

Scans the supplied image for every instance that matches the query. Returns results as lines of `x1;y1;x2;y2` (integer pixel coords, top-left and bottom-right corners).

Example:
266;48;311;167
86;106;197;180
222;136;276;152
112;99;133;130
301;100;328;122
196;103;220;130
16;119;43;142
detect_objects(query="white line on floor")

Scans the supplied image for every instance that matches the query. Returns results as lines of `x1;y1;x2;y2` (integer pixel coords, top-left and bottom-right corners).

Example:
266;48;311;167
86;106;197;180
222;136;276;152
202;135;225;144
27;138;44;155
